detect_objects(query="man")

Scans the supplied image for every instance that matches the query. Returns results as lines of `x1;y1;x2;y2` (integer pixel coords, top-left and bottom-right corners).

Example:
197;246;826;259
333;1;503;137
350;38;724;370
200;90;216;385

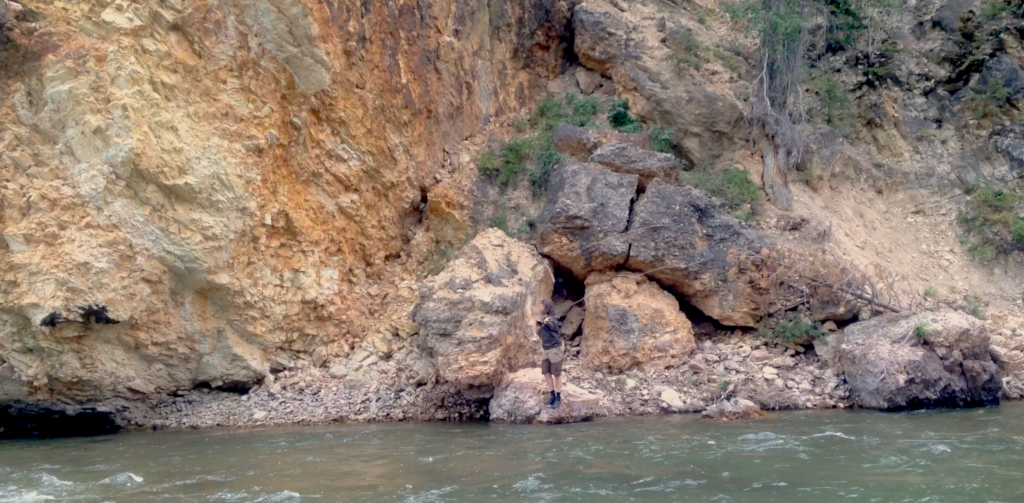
537;299;564;408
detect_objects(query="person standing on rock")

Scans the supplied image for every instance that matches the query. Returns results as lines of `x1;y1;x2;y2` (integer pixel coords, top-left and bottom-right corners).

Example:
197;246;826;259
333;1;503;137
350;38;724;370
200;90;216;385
538;299;564;408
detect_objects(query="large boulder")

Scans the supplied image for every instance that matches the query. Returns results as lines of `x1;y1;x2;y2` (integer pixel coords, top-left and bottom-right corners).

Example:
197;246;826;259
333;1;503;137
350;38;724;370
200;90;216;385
836;310;1003;410
581;272;696;372
624;180;772;327
572;3;628;76
489;368;601;424
536;163;637;280
589;142;679;190
413;230;554;389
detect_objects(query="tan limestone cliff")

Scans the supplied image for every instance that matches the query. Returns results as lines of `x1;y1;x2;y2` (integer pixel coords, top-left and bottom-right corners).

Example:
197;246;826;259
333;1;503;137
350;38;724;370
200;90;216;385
0;0;578;405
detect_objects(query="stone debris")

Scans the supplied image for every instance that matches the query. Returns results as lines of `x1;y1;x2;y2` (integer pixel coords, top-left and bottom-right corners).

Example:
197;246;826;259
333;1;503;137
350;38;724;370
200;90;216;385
702;399;767;421
137;329;852;430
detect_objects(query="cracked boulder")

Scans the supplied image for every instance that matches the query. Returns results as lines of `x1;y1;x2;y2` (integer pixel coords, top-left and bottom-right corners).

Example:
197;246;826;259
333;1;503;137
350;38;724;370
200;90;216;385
536;163;637;280
581;272;696;373
589;142;679;190
625;180;773;327
835;310;1002;410
413;229;554;389
489;368;601;424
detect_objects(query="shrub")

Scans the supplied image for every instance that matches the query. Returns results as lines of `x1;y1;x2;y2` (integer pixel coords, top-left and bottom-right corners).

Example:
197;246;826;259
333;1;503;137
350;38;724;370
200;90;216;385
608;99;643;133
568;93;601;126
758;313;826;344
517;216;538;237
813;73;852;128
498;138;534;185
923;285;938;298
649;126;676;154
679;166;763;217
958;186;1024;260
477;150;499;177
966;294;987;320
913;323;930;339
979;0;1013;20
529;140;565;198
970;77;1012;119
530;94;564;130
530;92;602;132
488;211;509;233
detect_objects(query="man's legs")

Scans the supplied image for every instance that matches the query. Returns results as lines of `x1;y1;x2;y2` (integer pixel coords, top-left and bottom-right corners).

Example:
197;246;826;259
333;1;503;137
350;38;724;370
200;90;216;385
550;362;563;408
542;359;556;406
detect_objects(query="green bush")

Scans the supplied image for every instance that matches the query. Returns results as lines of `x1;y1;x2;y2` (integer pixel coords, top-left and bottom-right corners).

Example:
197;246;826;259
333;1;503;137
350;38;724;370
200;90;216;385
979;0;1013;20
679;166;763;217
488;211;509;233
913;323;930;339
530;92;602;132
517;216;538;237
477;150;499;177
569;93;601;125
966;294;987;320
813;73;852;128
923;285;938;298
959;185;1024;260
529;140;565;198
758;314;826;344
970;78;1012;119
608;99;643;133
498;138;534;185
649;126;677;154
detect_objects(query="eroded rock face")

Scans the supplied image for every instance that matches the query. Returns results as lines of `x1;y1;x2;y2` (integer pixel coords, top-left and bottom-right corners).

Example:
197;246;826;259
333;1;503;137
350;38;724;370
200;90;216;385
489;368;601;424
836;310;1003;410
589;142;679;189
572;3;628;76
571;4;746;165
581;272;696;373
625;180;773;327
0;0;578;408
536;163;637;279
414;230;553;389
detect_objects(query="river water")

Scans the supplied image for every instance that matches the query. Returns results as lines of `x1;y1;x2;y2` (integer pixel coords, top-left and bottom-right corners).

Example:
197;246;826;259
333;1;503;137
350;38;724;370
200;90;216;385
2;403;1024;503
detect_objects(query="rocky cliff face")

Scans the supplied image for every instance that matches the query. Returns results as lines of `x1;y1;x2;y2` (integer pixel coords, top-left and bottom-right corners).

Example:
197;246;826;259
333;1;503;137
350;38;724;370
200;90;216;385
0;0;577;407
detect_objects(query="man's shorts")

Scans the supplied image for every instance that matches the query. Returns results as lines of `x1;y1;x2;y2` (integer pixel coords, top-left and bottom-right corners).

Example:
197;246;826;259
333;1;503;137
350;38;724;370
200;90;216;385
541;346;563;376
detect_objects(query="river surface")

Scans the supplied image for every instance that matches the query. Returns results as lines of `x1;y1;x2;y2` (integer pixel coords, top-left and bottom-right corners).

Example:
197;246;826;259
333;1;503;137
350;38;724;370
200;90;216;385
2;403;1024;502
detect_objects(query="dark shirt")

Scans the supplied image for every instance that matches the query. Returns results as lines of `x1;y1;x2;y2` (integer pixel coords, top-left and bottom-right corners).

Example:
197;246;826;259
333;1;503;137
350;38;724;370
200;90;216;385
538;316;562;350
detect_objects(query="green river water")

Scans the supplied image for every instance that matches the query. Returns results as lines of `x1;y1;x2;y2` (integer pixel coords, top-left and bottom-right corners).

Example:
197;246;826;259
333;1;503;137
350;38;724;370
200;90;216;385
2;403;1024;502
